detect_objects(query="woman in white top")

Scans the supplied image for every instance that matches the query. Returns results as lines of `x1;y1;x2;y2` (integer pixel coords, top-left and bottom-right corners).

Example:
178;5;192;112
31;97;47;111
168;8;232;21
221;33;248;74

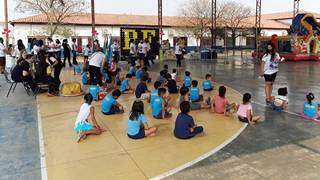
260;43;281;105
0;38;6;73
137;40;145;66
129;39;136;66
75;93;105;142
88;47;106;86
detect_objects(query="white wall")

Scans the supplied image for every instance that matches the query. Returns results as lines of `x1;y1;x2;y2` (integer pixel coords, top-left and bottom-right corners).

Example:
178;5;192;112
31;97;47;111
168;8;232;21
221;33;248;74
261;29;288;36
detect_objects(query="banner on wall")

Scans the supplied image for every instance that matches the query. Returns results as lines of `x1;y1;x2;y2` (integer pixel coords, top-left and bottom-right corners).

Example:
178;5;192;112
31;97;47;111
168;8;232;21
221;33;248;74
120;27;159;57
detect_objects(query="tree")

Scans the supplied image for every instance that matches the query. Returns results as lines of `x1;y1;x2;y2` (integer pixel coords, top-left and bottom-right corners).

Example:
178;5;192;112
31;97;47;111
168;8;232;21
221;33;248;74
220;1;254;55
15;0;88;37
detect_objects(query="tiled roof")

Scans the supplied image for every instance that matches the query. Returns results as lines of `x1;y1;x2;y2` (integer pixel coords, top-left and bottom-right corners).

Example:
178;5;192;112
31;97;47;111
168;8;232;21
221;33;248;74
11;10;320;30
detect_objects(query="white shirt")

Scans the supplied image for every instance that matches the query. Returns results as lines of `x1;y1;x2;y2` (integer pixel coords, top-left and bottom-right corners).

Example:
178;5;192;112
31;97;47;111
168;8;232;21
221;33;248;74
33;45;40;55
71;42;77;51
171;73;177;80
130;42;136;54
274;95;288;107
84;47;90;56
142;42;148;54
175;44;182;55
111;43;120;52
138;43;144;54
262;53;280;75
47;41;56;52
89;52;105;67
75;103;91;125
0;43;5;57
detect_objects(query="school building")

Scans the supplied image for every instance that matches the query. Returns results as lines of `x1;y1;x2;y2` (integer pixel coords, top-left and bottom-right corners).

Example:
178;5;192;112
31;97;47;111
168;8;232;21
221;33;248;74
6;10;320;50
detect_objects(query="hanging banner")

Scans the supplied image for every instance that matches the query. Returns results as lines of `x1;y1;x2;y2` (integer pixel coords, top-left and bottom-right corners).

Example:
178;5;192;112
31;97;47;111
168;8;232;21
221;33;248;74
120;27;159;57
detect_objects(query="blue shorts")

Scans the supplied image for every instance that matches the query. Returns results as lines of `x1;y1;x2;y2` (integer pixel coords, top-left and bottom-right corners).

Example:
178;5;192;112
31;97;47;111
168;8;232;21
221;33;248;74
127;127;145;139
74;121;93;133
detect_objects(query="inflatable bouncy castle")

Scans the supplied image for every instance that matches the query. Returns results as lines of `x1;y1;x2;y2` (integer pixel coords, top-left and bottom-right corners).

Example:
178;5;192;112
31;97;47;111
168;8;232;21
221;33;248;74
254;13;320;61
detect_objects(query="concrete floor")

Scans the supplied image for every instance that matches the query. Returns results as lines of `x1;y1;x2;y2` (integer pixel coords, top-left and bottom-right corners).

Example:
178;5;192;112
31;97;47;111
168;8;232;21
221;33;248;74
153;59;320;180
1;58;320;180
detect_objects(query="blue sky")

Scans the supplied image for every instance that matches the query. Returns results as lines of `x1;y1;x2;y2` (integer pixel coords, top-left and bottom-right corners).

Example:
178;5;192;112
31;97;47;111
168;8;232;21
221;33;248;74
0;0;319;21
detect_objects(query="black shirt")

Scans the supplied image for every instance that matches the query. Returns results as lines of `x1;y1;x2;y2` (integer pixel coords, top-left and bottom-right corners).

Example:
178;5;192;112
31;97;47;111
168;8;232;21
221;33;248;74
166;79;178;93
11;59;30;82
174;113;195;139
135;82;148;98
62;43;70;53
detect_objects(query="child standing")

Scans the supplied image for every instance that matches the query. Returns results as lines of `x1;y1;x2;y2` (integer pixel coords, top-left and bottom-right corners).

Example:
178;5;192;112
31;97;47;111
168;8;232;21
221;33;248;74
272;87;288;111
120;74;134;94
237;93;261;125
212;86;236;116
184;71;192;88
202;74;213;91
127;100;157;139
150;81;162;104
174;101;204;139
152;88;172;119
303;93;319;119
83;44;90;66
190;80;203;102
135;75;151;100
74;94;105;142
101;89;124;115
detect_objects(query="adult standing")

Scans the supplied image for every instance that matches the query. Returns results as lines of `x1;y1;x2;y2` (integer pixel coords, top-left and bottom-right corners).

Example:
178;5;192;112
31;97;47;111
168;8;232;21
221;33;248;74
150;37;159;65
137;40;144;67
175;38;183;68
62;39;72;67
71;38;78;65
0;38;6;74
129;39;136;66
47;37;56;58
55;39;62;60
142;39;150;67
260;43;281;105
88;47;106;86
111;40;120;62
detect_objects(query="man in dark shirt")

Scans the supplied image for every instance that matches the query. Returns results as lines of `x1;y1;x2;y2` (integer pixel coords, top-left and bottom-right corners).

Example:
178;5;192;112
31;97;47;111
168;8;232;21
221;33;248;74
62;39;72;67
174;101;204;139
135;75;150;99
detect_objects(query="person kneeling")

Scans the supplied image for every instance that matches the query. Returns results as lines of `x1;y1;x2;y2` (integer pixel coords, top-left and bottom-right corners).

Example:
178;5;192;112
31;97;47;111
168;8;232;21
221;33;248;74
152;88;172;119
174;101;204;139
127;100;157;139
101;89;124;115
75;94;105;143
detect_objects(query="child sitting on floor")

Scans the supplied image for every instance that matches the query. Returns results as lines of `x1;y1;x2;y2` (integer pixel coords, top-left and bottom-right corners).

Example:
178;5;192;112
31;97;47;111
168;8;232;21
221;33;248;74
135;65;142;81
135;75;151;100
190;80;203;102
271;87;288;111
74;94;105;142
202;74;214;91
237;93;262;125
89;83;100;101
152;88;172;119
165;73;178;94
120;74;134;94
128;65;135;77
171;68;177;81
127;100;157;139
141;66;152;83
174;101;204;139
212;86;236;116
101;89;124;115
184;71;192;88
157;69;168;85
81;69;89;85
150;81;162;104
303;93;319;119
115;68;122;86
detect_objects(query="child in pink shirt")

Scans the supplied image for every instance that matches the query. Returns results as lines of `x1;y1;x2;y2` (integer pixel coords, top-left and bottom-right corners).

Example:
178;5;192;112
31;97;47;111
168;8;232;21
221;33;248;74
237;93;261;125
211;86;236;116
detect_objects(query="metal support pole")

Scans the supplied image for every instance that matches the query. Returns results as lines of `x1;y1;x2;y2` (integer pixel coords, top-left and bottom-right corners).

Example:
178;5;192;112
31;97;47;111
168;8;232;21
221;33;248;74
211;0;217;48
4;0;9;46
91;0;96;40
158;0;163;42
255;0;261;58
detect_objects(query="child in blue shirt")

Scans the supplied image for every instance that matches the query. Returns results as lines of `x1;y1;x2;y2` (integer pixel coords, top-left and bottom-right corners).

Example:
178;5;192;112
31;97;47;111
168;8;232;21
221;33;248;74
174;101;204;139
101;89;124;115
150;81;162;104
128;65;135;77
82;71;88;85
127;100;157;139
135;65;142;81
202;74;213;91
120;74;134;94
303;93;319;119
152;88;172;119
184;71;192;88
190;80;203;102
89;84;100;101
135;75;151;100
